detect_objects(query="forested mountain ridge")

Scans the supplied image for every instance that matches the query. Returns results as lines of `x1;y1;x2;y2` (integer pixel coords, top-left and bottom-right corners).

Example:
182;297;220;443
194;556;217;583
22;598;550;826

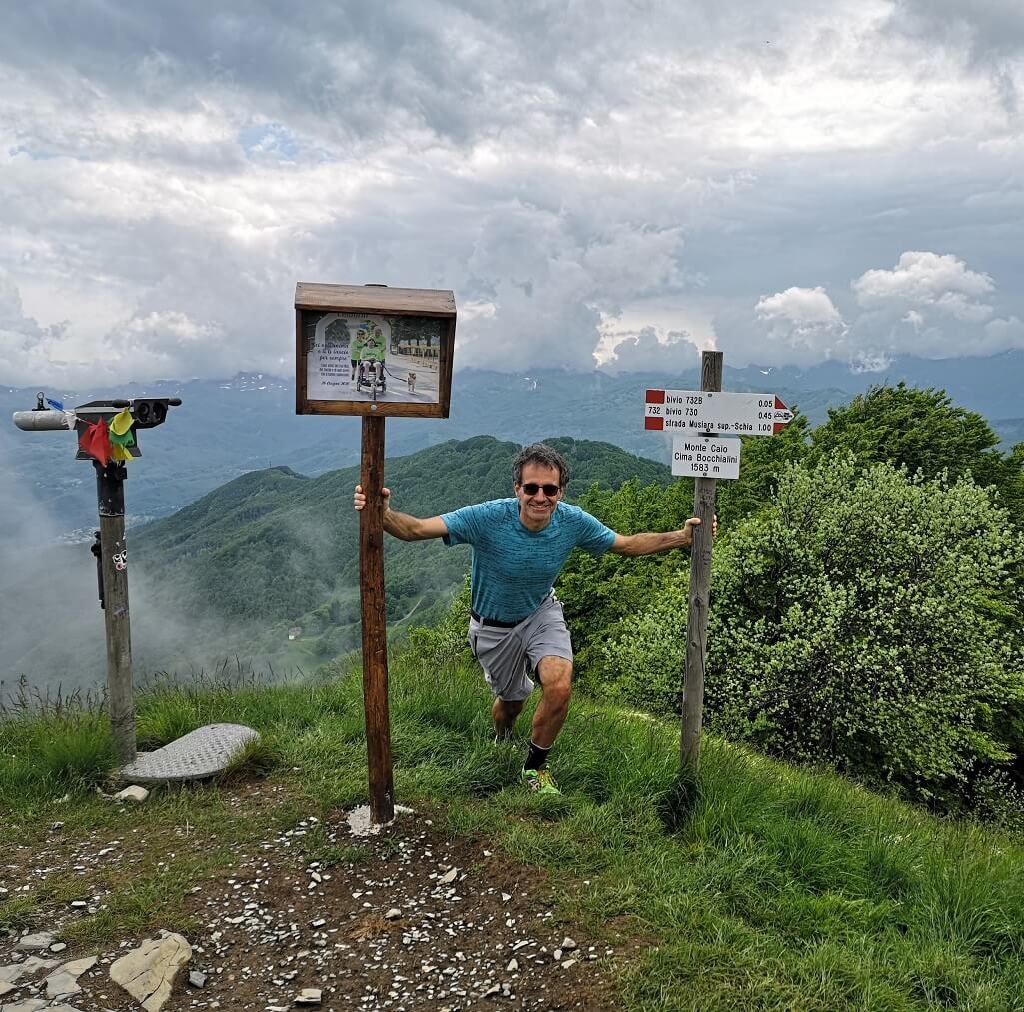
6;357;1022;538
132;435;672;663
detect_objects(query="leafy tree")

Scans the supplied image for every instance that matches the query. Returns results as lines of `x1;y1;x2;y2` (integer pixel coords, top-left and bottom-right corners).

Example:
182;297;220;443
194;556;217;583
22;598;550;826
810;383;1023;516
716;410;812;528
598;456;1024;807
812;384;1024;657
1007;442;1024;525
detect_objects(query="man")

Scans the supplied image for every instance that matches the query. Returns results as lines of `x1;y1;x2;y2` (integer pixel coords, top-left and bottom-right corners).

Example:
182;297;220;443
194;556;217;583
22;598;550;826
350;325;367;382
353;442;715;796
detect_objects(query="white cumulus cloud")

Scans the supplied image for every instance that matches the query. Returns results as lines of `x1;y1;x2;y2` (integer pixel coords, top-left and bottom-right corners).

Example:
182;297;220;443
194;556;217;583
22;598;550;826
754;286;847;353
852;251;995;321
748;251;1024;369
843;250;1024;364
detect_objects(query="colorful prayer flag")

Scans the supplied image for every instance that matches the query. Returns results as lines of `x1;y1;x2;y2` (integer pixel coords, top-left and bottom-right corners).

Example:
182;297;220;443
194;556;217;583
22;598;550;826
79;419;112;466
108;428;135;449
107;408;135;460
109;408;134;437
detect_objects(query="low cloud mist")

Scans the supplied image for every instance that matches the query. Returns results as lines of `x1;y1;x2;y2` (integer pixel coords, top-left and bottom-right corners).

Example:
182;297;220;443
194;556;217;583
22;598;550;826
0;431;307;707
0;428;106;701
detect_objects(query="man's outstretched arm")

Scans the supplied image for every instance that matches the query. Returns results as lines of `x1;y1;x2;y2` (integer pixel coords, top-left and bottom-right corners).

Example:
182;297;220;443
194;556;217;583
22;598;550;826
609;515;718;557
353;485;449;542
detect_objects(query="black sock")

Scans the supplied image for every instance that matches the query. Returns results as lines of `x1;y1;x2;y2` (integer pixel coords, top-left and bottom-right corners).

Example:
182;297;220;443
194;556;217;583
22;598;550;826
523;740;551;772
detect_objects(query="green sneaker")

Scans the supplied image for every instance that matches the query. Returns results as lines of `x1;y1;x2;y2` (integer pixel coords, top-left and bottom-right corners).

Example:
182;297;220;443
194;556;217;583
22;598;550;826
521;768;561;796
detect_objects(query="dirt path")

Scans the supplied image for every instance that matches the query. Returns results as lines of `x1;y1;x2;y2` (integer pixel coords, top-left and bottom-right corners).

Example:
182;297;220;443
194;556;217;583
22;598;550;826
1;787;628;1010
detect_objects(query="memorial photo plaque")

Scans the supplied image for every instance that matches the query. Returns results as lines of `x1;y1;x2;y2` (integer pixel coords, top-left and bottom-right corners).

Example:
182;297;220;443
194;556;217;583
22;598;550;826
295;283;456;418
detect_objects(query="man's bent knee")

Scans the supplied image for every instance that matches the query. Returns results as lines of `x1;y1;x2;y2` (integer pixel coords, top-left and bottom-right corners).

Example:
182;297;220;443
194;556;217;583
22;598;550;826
537;655;573;698
537;655;572;679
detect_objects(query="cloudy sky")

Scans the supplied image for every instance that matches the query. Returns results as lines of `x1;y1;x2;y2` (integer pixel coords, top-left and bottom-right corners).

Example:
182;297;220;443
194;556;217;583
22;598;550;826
1;0;1022;384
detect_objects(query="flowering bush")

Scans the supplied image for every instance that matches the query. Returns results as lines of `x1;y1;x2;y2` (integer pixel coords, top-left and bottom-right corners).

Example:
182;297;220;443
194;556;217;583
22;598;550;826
599;456;1024;804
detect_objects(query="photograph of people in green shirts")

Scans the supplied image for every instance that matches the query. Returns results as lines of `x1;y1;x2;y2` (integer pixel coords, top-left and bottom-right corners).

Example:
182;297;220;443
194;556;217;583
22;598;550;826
349;325;368;382
360;324;387;364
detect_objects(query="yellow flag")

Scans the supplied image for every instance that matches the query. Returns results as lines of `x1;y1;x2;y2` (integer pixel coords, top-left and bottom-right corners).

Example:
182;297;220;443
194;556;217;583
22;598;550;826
111;443;132;461
110;408;134;437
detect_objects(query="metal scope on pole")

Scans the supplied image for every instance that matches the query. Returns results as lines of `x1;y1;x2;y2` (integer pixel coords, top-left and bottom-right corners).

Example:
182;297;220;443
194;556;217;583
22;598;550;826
13;392;182;762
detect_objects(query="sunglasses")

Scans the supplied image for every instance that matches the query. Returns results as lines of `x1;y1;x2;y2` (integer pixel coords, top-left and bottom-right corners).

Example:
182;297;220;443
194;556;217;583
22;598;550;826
520;482;561;496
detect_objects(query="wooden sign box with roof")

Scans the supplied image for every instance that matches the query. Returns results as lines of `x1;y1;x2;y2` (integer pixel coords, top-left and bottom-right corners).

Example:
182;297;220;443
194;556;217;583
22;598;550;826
295;282;456;418
294;280;457;826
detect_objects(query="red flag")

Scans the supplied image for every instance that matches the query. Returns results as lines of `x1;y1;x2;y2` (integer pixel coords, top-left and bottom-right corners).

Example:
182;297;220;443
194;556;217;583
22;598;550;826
79;419;112;466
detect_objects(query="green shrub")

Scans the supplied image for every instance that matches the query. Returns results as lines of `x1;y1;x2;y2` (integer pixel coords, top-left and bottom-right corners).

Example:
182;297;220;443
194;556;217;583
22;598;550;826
587;568;689;712
599;455;1024;807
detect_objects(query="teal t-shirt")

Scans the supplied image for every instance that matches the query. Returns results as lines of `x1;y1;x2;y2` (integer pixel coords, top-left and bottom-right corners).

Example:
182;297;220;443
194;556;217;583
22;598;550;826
441;499;616;622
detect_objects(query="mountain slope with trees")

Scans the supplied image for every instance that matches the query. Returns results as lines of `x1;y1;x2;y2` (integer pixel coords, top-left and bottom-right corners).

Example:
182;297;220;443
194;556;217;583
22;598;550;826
133;435;673;665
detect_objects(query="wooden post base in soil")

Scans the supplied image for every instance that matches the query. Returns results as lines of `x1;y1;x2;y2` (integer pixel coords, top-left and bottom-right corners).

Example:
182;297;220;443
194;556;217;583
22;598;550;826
359;414;395;824
680;350;723;771
95;461;137;765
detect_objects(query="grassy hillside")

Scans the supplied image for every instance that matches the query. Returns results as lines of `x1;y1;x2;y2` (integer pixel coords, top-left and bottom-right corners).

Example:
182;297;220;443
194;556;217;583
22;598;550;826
132;436;673;666
3;650;1023;1009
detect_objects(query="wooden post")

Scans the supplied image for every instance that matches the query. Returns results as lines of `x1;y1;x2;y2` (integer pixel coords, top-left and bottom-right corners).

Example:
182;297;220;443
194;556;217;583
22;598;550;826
359;414;395;824
294;282;457;822
95;462;136;764
681;350;723;770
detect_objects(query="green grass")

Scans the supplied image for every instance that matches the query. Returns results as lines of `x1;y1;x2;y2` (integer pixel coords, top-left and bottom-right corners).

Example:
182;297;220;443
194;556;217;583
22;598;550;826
2;653;1024;1009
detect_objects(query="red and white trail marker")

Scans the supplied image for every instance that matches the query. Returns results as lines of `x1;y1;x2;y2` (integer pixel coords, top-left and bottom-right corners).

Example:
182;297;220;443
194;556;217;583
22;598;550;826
644;389;793;436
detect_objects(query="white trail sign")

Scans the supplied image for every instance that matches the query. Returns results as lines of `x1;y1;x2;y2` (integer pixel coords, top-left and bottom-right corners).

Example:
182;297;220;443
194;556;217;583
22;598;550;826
644;389;793;436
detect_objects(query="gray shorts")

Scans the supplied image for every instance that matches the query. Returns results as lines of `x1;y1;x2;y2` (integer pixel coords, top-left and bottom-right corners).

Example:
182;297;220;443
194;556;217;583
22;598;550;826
467;595;573;702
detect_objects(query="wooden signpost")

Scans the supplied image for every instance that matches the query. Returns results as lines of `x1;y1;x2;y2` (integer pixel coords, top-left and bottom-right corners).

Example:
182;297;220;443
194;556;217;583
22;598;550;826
295;283;457;824
643;351;793;769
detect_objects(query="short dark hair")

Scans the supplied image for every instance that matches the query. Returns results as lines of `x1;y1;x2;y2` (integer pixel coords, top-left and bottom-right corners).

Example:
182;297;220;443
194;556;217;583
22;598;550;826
512;443;569;489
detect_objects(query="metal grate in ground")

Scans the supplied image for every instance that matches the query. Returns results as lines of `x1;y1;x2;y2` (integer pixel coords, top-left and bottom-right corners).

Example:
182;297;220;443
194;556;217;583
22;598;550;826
119;723;259;784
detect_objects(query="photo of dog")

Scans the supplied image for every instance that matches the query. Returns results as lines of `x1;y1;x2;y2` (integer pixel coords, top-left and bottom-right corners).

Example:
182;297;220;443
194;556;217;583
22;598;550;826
406;371;417;393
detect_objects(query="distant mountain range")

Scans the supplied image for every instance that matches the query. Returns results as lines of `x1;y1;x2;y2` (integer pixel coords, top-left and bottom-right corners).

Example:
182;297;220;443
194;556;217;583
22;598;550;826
2;351;1021;539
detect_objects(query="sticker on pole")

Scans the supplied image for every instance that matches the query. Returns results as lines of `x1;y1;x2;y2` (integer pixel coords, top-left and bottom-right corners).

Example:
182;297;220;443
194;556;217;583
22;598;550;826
645;389;793;436
672;435;741;479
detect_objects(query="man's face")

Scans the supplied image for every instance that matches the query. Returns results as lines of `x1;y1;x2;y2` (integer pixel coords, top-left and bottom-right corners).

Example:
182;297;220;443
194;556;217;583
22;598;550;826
515;462;563;527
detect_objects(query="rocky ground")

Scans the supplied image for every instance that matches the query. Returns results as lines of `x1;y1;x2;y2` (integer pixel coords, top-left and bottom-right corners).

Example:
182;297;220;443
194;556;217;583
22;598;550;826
1;785;629;1010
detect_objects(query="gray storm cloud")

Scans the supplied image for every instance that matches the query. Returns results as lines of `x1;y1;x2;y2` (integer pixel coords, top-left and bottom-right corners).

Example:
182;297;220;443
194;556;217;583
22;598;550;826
603;327;700;374
887;0;1024;111
1;0;1023;382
